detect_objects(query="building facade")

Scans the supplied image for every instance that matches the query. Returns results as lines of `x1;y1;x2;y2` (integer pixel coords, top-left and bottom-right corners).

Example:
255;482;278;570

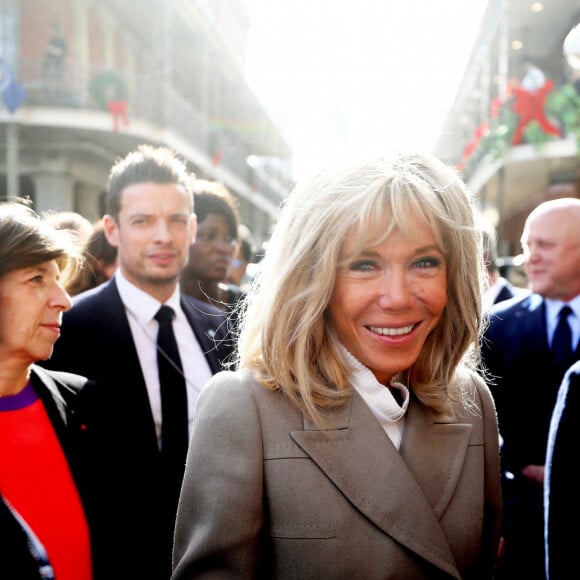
0;0;293;245
435;0;580;256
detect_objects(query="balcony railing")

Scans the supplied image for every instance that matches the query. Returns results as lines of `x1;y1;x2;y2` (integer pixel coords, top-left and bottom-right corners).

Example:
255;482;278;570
12;58;290;206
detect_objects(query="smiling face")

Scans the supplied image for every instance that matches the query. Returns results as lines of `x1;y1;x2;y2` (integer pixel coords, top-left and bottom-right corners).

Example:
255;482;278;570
0;260;72;365
522;204;580;301
328;213;448;385
104;182;196;301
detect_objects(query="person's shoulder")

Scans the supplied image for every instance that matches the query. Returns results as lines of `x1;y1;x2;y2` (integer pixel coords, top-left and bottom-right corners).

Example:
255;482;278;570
555;363;580;406
62;280;120;329
202;368;276;403
456;366;489;397
487;291;538;318
67;278;117;313
453;367;497;419
483;294;535;343
73;277;115;303
204;368;256;391
506;281;530;299
181;293;225;318
32;364;89;386
31;364;93;397
563;360;580;382
552;362;580;422
196;369;260;412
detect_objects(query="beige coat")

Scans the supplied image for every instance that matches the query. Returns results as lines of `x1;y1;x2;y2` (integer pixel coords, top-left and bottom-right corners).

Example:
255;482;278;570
172;368;502;579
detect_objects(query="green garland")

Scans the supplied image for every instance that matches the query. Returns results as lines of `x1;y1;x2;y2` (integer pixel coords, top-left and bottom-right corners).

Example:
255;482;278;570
545;83;580;147
89;71;127;110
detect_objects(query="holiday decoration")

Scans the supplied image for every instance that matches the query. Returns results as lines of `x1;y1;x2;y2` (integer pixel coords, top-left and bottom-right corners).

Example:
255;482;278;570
90;71;129;132
510;80;562;145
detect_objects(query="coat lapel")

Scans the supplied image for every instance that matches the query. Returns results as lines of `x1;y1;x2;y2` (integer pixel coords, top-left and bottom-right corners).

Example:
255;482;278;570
290;390;467;579
401;401;473;517
95;281;161;454
30;366;68;426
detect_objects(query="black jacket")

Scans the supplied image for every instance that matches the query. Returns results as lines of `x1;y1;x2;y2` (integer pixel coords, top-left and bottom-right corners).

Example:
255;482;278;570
0;366;95;580
544;361;580;580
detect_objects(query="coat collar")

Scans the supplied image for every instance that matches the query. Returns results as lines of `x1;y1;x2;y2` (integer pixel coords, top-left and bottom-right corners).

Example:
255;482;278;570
290;390;469;579
30;365;68;424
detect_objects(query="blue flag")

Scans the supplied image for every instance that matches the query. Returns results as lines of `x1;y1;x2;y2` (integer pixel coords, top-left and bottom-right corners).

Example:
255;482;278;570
0;58;27;114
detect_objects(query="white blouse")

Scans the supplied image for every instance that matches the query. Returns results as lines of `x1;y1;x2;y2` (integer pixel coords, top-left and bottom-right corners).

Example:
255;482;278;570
340;345;409;450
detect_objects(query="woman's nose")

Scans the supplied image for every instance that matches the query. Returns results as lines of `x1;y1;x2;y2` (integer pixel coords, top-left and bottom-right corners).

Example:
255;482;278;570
51;283;73;311
376;271;412;309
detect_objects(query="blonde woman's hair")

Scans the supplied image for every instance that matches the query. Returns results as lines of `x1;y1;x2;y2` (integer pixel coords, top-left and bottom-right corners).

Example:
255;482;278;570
237;153;485;425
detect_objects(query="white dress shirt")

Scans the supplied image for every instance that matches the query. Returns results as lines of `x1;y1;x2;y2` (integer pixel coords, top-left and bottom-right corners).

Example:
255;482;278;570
115;270;213;446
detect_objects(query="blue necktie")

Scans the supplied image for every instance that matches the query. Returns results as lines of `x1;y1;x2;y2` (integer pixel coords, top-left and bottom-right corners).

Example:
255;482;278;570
552;305;573;373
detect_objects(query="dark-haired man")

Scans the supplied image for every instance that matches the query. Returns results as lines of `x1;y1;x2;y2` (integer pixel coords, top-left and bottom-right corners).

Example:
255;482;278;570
43;145;234;579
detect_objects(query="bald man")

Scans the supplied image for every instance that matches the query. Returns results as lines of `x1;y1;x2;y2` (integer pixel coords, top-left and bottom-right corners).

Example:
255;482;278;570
481;198;580;580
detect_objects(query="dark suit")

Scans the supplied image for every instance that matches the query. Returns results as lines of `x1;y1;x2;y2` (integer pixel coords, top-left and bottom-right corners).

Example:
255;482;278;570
0;496;49;580
544;361;580;580
41;277;234;580
1;366;95;580
493;279;529;305
481;293;580;579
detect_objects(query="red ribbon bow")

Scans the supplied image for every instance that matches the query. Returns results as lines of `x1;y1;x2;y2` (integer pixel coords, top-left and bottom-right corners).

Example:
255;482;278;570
510;80;562;145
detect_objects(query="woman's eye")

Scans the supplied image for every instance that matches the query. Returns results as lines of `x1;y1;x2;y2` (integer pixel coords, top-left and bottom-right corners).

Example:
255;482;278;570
198;232;216;242
415;256;442;269
350;260;376;272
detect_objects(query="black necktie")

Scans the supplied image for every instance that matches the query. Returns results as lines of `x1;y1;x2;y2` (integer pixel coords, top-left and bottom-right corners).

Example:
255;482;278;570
552;305;574;372
154;305;189;490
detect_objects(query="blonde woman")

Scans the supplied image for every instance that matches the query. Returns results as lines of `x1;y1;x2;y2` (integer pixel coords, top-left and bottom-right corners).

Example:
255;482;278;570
173;153;502;579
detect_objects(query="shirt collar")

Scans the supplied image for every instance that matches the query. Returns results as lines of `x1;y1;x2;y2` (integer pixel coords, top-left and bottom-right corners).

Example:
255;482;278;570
339;344;409;421
545;295;580;325
114;269;182;323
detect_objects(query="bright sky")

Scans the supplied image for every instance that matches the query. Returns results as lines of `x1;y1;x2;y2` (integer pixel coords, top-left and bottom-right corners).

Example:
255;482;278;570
245;0;489;181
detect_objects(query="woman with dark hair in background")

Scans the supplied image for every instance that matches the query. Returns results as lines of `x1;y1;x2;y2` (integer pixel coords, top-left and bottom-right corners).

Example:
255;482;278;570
226;223;256;293
180;180;244;314
0;201;98;579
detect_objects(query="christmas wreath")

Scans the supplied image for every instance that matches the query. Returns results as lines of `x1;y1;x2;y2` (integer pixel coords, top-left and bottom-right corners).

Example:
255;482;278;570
89;71;127;110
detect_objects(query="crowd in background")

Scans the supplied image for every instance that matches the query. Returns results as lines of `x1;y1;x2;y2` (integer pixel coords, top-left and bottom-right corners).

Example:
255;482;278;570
1;144;578;580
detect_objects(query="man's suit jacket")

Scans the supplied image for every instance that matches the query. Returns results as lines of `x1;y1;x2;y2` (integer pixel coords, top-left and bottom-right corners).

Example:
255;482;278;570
544;361;580;580
172;368;502;580
493;279;529;305
1;366;95;579
481;293;580;473
41;278;235;580
481;295;575;580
